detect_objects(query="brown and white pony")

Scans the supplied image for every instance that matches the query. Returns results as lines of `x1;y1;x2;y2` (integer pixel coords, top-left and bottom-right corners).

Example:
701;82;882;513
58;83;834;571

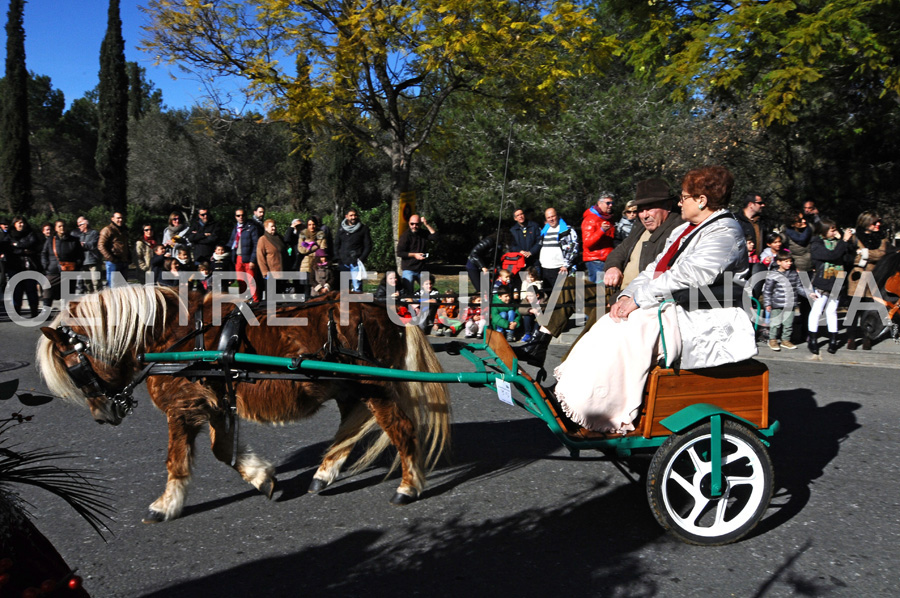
36;286;450;523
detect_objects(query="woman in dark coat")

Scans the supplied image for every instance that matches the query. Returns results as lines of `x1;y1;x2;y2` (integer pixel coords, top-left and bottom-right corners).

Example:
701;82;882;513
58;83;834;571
6;217;43;317
783;210;813;273
40;220;84;310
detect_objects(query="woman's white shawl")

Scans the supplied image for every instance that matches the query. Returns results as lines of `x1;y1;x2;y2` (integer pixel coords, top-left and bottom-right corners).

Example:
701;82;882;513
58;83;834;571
619;210;758;369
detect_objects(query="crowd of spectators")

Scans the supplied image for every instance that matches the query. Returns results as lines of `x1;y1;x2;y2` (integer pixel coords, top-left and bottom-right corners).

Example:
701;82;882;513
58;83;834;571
2;189;896;359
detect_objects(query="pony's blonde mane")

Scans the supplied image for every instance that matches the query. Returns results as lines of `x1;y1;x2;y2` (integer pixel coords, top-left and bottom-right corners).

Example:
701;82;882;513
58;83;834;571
36;286;181;402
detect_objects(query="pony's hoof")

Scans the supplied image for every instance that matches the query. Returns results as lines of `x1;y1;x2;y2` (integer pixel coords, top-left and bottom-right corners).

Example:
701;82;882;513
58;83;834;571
259;477;276;500
308;478;328;494
390;491;418;506
142;510;165;524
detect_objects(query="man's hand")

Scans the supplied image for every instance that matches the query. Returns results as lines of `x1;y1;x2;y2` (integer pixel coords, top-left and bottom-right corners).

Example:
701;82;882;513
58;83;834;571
604;267;623;287
520;250;531;258
414;252;427;260
610;296;638;322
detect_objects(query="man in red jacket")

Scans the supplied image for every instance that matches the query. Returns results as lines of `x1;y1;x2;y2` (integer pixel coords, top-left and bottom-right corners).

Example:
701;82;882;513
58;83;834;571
581;191;616;283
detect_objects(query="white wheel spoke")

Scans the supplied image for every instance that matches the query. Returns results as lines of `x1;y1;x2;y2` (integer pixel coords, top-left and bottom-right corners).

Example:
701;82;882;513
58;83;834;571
680;494;712;528
687;445;710;475
712;490;730;527
669;469;700;496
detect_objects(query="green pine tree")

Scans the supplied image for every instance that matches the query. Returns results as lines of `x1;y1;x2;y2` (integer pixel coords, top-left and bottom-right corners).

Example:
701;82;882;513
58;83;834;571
1;0;33;213
95;0;129;213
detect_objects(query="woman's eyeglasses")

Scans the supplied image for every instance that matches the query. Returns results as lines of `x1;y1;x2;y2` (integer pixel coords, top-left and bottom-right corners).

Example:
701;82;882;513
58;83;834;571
624;210;638;215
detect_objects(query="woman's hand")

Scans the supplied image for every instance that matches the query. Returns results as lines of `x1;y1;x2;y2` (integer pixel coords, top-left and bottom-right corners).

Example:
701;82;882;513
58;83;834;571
610;296;638;322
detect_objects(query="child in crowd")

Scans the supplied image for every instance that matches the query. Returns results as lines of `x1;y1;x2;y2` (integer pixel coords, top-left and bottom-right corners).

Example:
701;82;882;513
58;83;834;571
195;261;212;293
407;275;440;332
210;245;234;292
518;267;544;343
312;249;335;296
159;258;182;288
746;236;760;265
491;285;521;342
175;247;194;271
493;269;513;295
150;245;169;284
434;290;462;336
762;251;810;351
375;271;411;322
759;232;784;269
462;295;485;339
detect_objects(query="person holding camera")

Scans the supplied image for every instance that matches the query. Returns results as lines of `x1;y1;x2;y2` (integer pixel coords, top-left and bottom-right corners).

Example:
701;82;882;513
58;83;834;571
396;214;436;295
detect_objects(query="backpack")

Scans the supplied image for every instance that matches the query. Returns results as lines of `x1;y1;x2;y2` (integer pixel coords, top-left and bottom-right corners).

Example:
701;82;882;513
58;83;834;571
499;252;526;275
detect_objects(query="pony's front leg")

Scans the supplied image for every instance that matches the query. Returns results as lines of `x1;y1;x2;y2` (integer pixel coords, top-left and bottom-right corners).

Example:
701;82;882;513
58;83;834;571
367;397;424;505
309;400;372;493
208;411;276;499
143;414;200;523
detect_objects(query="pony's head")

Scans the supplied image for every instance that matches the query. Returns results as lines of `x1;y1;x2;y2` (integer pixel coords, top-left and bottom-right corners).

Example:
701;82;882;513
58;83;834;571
36;286;175;425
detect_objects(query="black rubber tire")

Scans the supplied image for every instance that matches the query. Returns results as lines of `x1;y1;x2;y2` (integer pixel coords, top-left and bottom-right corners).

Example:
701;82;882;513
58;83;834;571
646;420;774;546
861;310;885;341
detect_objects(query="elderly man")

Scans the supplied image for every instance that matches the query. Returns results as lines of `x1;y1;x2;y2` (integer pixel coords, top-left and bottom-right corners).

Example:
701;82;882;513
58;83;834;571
604;179;683;291
581;191;616;283
518;179;680;366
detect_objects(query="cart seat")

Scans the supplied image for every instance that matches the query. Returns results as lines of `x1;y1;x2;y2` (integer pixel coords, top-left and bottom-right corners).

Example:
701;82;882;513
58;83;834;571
484;330;769;440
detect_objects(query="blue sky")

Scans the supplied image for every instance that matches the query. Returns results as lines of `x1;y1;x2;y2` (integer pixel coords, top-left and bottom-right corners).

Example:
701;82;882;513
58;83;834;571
1;0;249;111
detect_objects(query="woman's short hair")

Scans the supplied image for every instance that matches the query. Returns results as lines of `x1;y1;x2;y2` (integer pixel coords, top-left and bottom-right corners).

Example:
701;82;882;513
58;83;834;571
263;218;275;227
681;166;735;210
855;210;881;231
168;211;183;224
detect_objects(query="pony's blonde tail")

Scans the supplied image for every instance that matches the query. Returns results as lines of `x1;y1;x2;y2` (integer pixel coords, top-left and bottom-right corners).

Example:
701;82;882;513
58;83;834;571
402;325;451;471
345;324;451;481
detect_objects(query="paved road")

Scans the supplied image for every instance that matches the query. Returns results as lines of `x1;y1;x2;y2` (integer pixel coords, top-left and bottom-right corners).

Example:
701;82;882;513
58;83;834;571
2;321;899;597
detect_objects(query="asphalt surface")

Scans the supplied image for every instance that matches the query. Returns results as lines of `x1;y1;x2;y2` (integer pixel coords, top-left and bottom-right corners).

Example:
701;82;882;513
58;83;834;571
2;315;899;597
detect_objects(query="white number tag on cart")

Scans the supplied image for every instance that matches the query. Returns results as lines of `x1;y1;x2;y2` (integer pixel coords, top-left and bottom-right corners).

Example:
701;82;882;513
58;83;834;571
496;379;514;406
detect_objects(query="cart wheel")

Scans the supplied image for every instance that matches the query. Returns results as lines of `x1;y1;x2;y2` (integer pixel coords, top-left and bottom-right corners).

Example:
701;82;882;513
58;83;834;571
861;310;885;341
646;420;773;545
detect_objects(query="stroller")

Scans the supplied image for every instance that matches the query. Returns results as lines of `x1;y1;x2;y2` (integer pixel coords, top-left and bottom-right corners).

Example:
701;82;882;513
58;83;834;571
858;251;900;343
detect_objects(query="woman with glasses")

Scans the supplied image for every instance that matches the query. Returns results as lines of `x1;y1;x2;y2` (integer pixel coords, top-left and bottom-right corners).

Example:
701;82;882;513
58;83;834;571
162;211;191;258
554;166;756;433
846;211;895;350
134;224;159;278
783;210;813;274
614;200;639;246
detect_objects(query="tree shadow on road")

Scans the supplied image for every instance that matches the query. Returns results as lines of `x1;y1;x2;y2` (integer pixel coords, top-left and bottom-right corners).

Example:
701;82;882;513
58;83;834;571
140;479;666;598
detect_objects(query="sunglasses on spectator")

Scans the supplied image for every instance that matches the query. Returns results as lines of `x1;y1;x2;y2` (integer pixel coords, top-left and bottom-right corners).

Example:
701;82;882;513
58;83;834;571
235;213;245;218
199;212;208;216
143;227;152;232
624;210;638;214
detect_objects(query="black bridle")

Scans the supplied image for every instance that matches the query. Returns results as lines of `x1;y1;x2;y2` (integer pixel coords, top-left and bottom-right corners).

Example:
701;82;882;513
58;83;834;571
57;325;147;420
